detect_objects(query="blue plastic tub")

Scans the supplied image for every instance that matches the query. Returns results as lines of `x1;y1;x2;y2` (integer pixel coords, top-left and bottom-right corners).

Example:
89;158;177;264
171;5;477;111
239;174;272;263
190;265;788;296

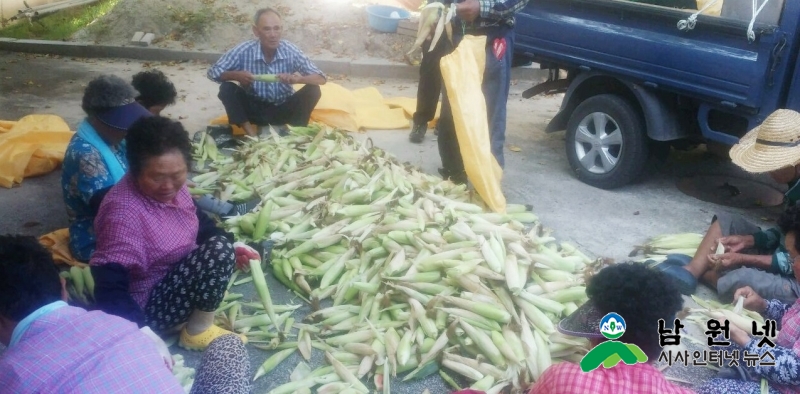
365;5;410;33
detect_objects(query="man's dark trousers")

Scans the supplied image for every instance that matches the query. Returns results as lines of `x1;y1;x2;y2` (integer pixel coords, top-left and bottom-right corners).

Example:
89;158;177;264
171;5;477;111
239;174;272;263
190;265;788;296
413;37;447;126
218;82;321;126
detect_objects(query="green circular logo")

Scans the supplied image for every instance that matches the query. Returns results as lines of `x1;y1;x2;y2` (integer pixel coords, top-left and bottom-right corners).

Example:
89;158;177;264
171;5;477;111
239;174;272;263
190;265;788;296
599;312;626;340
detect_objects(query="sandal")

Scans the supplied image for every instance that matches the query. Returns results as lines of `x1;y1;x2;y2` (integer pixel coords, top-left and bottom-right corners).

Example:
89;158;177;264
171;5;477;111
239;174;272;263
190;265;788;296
179;325;247;351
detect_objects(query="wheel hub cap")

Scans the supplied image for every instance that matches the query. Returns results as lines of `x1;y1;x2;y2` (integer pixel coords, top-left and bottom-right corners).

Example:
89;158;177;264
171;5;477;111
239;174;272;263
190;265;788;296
574;112;623;175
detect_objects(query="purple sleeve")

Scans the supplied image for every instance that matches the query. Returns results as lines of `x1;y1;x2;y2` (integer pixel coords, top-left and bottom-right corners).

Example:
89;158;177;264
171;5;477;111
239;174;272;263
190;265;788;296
91;199;146;270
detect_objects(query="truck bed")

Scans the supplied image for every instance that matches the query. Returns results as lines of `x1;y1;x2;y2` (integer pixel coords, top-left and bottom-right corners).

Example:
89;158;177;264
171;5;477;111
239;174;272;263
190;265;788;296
514;0;789;111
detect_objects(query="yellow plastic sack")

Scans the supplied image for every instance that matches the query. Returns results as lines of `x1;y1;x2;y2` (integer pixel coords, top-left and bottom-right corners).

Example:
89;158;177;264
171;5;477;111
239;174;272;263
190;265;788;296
39;228;85;267
0;115;74;188
440;35;506;213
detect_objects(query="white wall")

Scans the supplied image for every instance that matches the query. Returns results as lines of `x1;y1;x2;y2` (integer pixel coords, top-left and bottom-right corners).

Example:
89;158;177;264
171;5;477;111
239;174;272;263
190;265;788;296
1;0;61;20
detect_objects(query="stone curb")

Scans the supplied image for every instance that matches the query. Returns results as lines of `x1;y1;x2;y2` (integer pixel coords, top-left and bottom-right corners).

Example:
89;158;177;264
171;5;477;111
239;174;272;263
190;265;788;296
0;38;548;80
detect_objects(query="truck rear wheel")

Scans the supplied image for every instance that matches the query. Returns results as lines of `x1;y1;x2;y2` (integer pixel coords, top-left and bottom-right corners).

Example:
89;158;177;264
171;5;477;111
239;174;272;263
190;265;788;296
565;94;648;189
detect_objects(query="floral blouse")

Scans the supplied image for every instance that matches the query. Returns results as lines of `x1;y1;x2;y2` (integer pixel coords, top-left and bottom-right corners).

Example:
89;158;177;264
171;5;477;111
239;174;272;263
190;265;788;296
747;298;800;394
60;134;127;262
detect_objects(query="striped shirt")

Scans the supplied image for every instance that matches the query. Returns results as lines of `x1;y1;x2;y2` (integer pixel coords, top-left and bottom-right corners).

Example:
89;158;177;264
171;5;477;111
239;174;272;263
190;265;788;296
91;174;198;308
0;305;182;393
208;39;324;105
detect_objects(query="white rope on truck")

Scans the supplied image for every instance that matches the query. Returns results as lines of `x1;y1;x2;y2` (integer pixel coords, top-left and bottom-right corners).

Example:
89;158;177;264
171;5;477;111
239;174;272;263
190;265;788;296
747;0;771;42
677;0;722;31
677;0;771;42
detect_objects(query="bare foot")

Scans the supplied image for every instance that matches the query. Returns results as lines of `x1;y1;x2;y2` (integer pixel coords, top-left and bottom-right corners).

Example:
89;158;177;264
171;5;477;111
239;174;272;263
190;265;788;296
241;122;258;137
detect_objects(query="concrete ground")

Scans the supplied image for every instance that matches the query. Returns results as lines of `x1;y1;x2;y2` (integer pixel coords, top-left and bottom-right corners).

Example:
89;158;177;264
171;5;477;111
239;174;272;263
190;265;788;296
0;50;784;391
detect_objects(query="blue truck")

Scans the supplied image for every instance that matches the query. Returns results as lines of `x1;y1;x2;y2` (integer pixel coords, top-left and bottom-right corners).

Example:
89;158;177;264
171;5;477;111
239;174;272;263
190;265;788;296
513;0;798;189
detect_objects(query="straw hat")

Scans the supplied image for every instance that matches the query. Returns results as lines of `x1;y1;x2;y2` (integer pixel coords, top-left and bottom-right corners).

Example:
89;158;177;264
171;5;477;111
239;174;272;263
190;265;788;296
730;109;800;173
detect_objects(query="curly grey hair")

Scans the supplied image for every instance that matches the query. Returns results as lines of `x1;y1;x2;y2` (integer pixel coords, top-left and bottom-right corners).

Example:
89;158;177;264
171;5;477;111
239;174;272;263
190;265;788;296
81;75;138;116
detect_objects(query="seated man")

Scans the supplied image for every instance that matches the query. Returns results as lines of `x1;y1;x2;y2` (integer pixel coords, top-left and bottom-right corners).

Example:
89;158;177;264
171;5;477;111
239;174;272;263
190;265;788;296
529;263;691;394
0;235;251;394
132;69;178;115
660;110;800;303
208;7;326;137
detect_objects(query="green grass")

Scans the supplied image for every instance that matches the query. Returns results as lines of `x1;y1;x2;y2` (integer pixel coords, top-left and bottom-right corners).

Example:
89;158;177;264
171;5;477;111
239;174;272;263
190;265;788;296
0;0;119;41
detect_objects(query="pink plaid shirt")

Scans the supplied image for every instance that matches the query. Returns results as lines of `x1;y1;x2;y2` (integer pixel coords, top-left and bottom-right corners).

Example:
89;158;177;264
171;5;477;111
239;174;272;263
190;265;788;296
91;174;199;308
0;305;183;393
529;361;695;394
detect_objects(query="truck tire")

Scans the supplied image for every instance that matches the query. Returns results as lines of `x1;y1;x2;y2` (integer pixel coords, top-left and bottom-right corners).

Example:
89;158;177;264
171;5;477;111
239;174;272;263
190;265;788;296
565;94;648;189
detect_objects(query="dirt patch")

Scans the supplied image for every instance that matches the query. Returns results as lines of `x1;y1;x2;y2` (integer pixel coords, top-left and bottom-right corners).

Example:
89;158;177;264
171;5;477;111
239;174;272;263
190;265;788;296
73;0;420;63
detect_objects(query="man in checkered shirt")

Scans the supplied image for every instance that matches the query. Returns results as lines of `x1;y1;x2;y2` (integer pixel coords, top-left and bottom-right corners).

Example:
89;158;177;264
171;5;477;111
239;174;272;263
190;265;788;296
208;8;326;137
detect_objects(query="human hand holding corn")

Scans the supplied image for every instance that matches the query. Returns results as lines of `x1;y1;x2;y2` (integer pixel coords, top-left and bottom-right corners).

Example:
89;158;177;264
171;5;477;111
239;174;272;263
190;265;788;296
233;242;260;271
717;235;755;254
230;70;255;86
729;322;751;346
733;286;768;313
709;252;746;271
277;73;299;84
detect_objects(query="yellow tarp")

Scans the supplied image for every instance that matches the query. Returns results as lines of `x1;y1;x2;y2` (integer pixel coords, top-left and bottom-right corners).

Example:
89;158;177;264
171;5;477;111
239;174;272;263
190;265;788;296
384;97;440;128
0;115;74;188
39;229;84;267
350;86;409;130
212;83;439;132
440;35;506;213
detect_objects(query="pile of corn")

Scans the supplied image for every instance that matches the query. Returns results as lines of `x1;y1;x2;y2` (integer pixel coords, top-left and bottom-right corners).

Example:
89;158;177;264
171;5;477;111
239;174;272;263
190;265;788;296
629;233;703;264
680;295;775;340
191;125;598;393
172;354;196;393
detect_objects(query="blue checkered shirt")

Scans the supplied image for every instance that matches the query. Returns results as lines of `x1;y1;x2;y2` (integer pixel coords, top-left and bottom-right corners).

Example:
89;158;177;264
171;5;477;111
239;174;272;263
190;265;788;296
476;0;530;27
208;39;324;105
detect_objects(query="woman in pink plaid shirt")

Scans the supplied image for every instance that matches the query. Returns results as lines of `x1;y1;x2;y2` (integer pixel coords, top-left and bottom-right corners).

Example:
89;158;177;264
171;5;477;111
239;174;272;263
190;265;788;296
0;235;251;393
89;116;260;351
528;263;692;394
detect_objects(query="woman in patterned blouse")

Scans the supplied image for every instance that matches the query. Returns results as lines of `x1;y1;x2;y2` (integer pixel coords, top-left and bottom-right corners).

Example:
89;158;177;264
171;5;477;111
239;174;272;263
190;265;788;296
60;75;151;262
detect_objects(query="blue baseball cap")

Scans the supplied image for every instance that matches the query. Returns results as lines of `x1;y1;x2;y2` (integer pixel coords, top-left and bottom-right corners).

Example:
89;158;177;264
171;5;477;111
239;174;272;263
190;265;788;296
95;101;152;131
